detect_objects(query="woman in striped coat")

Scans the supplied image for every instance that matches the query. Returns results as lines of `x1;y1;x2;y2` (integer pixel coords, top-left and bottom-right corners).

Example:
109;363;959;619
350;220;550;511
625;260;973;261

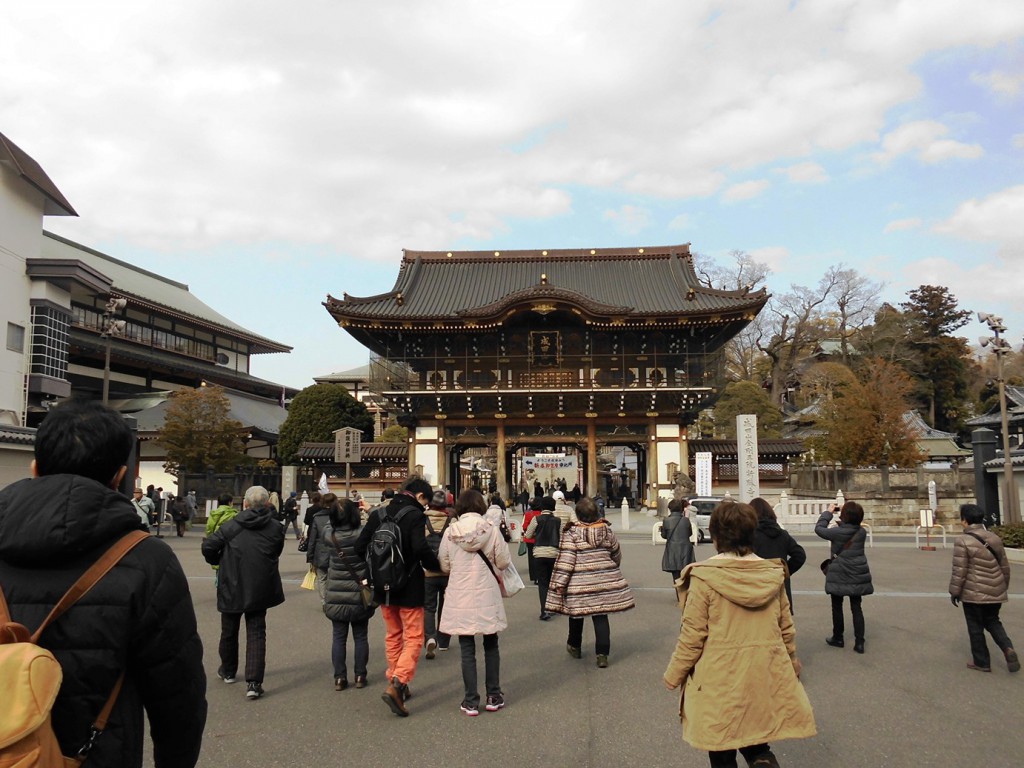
545;496;634;668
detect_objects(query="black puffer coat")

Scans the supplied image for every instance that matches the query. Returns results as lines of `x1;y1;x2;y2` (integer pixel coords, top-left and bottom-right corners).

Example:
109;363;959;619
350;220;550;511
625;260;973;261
753;518;807;609
815;511;874;597
323;524;376;623
202;505;285;613
0;475;207;768
306;508;333;571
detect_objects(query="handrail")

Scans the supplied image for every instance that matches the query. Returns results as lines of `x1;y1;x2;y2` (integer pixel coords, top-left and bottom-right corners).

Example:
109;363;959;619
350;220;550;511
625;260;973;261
915;524;947;549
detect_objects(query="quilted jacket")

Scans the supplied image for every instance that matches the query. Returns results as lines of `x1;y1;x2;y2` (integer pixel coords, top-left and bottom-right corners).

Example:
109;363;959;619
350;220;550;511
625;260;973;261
545;520;635;617
949;524;1011;603
0;475;206;767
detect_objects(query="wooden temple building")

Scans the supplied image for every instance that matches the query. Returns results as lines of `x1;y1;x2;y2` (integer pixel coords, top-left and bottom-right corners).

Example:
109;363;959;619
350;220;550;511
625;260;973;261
324;245;769;504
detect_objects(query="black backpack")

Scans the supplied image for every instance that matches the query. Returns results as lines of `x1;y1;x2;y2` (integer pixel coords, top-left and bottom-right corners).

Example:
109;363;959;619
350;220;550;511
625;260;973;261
366;505;415;602
424;514;451;562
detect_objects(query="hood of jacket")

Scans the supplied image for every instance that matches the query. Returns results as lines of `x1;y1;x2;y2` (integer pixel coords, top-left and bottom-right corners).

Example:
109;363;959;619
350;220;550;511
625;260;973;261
756;518;785;539
568;520;615;547
234;504;275;529
448;512;492;552
0;475;146;566
688;558;785;609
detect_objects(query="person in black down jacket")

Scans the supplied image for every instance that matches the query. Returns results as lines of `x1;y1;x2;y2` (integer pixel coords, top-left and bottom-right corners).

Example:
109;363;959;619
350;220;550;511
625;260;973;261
815;501;873;654
322;498;376;690
354;476;441;717
751;497;806;613
660;498;696;584
306;492;337;600
0;400;206;767
202;485;285;700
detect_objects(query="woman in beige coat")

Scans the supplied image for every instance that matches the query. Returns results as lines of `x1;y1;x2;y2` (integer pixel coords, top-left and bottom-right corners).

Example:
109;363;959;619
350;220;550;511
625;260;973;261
439;489;511;716
663;501;815;768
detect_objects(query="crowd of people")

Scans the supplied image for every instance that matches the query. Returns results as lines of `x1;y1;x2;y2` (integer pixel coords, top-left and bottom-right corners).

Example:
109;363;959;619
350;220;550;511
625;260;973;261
0;399;1018;768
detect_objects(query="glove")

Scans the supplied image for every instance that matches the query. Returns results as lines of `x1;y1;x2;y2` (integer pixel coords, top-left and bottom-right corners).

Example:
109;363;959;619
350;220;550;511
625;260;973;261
950;595;960;607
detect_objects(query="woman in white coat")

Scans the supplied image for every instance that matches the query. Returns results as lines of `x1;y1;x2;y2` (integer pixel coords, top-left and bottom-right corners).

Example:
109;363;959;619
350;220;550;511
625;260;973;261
439;488;511;716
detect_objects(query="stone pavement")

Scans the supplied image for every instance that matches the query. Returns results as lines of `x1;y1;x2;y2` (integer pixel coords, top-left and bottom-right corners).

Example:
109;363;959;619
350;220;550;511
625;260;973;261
152;523;1024;768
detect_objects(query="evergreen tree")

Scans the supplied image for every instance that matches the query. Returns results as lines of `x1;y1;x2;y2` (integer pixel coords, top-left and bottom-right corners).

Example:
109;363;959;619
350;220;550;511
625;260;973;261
899;286;974;434
276;383;373;464
712;380;783;438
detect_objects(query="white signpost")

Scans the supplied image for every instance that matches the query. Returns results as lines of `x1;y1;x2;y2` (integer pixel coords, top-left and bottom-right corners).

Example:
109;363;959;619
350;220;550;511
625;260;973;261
695;452;713;497
737;414;760;503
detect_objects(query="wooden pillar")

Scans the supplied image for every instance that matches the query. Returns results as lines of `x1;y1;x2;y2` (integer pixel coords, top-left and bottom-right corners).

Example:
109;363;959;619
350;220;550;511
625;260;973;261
496;422;507;497
587;421;598;496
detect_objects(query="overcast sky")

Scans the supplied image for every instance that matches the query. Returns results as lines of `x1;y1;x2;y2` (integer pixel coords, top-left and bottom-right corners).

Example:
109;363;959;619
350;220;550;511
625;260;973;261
4;1;1023;390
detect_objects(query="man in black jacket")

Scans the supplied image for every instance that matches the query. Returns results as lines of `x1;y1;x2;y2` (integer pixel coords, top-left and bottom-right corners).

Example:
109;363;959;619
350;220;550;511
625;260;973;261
0;400;206;767
355;476;441;716
202;485;285;700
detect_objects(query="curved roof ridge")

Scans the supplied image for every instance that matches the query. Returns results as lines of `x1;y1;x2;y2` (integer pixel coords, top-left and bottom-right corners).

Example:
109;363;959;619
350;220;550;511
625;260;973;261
458;285;633;319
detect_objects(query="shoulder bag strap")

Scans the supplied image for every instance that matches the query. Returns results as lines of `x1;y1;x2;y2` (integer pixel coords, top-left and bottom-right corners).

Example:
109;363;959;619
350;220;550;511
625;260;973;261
964;530;1001;563
30;529;150;643
25;529;148;760
476;549;501;587
331;531;365;584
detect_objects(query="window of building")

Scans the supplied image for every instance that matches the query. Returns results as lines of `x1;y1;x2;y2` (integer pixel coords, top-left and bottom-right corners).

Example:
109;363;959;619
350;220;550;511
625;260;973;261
6;322;25;352
29;307;69;380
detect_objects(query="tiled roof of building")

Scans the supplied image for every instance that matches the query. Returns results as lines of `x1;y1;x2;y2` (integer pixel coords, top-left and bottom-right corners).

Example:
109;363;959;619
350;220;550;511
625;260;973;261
41;232;291;354
0;132;76;216
325;245;768;323
298;442;407;461
130;387;289;438
689;438;806;456
0;424;36;446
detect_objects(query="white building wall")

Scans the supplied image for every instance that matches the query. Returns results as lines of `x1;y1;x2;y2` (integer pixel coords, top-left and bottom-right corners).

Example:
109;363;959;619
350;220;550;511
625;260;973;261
0;168;45;425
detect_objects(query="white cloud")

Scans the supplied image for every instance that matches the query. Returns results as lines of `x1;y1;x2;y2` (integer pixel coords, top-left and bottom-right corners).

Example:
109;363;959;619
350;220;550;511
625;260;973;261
776;162;829;184
1013;133;1024;150
748;246;790;272
668;213;692;231
602;204;651;235
722;180;770;203
934;185;1024;250
872;120;983;165
884;218;923;233
971;69;1024;98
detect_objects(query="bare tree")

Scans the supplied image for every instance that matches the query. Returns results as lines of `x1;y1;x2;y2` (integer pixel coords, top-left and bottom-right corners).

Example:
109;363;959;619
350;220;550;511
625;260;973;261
829;264;884;364
758;271;842;405
693;249;771;291
693;250;773;382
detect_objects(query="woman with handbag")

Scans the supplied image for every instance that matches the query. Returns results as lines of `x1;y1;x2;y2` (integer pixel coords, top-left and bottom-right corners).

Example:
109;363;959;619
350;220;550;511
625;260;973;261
661;498;697;584
664;501;815;768
438;489;510;716
522;497;543;583
815;501;873;653
545;496;634;668
525;496;561;620
323;498;376;691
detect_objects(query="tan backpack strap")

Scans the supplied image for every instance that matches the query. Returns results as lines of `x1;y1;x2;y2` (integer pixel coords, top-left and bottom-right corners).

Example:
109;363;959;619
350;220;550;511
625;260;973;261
30;529;150;643
74;670;126;762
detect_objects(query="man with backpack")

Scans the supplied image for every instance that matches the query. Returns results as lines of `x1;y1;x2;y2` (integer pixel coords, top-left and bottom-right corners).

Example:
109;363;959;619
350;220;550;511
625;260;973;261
355;476;441;716
0;400;206;767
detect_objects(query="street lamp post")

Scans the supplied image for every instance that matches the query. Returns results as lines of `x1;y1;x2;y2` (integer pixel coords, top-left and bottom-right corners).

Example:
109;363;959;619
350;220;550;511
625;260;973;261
978;312;1020;525
101;297;127;406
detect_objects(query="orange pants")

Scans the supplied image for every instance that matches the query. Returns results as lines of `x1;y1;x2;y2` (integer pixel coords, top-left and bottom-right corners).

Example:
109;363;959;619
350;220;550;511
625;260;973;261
381;605;425;685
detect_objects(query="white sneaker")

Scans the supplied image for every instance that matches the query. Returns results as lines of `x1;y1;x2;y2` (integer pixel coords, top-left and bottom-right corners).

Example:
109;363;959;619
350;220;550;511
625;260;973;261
425;637;437;660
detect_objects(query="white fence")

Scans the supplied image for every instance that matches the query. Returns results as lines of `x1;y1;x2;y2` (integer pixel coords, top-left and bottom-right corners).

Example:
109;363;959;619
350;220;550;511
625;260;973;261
776;490;844;533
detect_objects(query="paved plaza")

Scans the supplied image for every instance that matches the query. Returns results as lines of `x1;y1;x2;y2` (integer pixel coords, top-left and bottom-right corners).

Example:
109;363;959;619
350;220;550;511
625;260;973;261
154;513;1024;768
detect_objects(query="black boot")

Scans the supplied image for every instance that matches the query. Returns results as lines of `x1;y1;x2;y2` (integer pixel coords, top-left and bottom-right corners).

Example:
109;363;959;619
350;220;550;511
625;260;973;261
825;636;844;648
853;639;864;654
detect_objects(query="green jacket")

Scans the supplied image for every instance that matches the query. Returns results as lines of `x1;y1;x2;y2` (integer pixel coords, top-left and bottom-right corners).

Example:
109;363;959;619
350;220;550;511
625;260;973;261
206;504;238;536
